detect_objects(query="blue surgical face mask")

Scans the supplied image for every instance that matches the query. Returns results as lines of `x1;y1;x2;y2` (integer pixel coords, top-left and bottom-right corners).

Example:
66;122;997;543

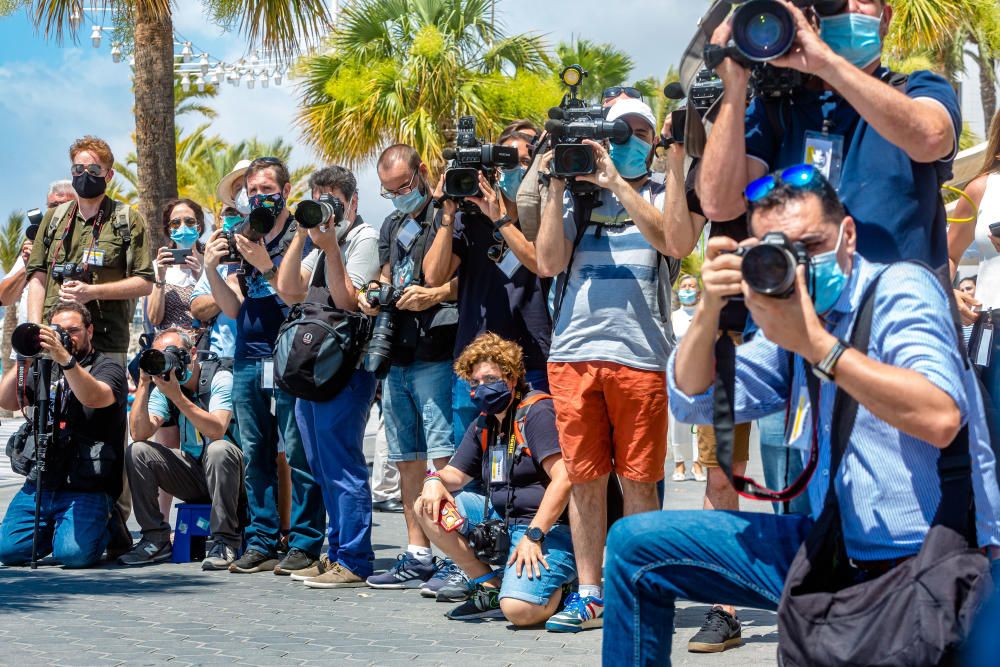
678;288;698;306
179;368;193;384
497;166;526;201
221;215;244;231
471;380;514;415
609;135;652;180
820;13;882;70
170;225;200;249
809;223;849;314
391;182;428;215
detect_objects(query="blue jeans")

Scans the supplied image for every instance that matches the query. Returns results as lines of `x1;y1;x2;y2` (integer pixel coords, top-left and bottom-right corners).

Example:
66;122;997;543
603;509;813;666
295;368;377;578
453;369;549;447
454;491;577;606
384;360;454;462
233;358;325;556
758;411;810;516
0;484;114;568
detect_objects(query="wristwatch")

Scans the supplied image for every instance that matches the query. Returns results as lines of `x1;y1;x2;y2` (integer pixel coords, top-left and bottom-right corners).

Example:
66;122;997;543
525;527;545;544
492;215;512;234
260;266;277;282
59;356;78;371
812;338;850;382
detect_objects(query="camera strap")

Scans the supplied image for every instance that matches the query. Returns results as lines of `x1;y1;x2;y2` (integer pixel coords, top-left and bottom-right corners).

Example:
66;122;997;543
479;396;521;526
551;192;598;325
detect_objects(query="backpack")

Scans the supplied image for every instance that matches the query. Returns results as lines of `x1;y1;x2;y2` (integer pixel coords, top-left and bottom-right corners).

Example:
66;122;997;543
41;199;135;276
272;252;373;402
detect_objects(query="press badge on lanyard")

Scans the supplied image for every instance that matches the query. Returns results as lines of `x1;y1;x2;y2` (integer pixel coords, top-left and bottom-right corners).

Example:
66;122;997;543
396;218;422;252
496;249;521;279
803;127;844;189
82;249;105;267
489;444;509;484
786;386;813;453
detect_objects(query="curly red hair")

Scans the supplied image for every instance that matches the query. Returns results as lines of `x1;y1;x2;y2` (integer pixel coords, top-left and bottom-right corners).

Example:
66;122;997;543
454;333;525;385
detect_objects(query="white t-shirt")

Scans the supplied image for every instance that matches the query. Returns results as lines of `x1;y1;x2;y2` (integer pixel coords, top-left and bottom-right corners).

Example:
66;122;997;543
301;222;381;291
671;306;697;340
973;173;1000;309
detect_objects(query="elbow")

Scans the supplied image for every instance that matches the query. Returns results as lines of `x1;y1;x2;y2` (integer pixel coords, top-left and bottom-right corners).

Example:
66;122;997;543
423;266;444;288
909;124;954;164
926;405;962;449
701;198;745;223
535;252;565;279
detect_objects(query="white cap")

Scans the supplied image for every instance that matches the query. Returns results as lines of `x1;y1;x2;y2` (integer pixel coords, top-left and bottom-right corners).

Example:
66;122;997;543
215;159;252;209
606;97;656;132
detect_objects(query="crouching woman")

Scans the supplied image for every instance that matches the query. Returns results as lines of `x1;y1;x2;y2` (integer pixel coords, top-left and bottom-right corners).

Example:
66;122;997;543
414;333;576;626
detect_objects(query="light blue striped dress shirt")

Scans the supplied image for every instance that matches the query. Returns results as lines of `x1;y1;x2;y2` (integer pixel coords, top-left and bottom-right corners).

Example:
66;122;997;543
668;255;1000;559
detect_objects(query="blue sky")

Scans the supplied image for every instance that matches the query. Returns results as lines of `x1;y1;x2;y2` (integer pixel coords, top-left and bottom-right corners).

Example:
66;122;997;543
0;0;988;253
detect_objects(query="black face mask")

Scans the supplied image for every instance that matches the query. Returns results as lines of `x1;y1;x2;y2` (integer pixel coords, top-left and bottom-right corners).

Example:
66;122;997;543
72;172;108;199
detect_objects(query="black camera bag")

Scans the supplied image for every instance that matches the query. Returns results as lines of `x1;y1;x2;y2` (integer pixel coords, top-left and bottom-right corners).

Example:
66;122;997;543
7;421;117;493
273;253;373;401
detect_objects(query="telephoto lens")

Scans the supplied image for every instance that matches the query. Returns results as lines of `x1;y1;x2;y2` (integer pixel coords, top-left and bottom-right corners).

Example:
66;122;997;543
731;0;798;63
11;323;72;358
443;167;481;199
552;144;596;178
245;207;277;242
138;347;186;380
295;195;344;229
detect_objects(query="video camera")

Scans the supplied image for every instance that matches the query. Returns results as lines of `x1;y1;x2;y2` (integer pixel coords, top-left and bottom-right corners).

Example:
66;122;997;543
137;345;191;382
662;68;726;146
442;116;519;199
11;322;72;359
295;194;344;230
544;66;632;181
222;207;276;263
730;231;810;298
703;0;846;98
51;262;93;285
362;282;405;380
25;208;43;241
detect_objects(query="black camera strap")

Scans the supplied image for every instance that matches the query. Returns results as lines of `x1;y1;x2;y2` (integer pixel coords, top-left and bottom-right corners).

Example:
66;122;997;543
480;396;520;527
551;191;598;326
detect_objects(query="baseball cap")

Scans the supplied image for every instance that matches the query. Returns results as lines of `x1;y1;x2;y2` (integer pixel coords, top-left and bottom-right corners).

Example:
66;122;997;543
606;98;656;132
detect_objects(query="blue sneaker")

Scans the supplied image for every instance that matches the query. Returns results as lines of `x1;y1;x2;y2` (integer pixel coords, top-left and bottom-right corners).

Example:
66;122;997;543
421;559;462;598
366;553;440;589
545;593;604;633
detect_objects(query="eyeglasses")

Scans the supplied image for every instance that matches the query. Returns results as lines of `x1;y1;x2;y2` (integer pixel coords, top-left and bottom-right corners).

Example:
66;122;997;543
487;229;506;263
380;169;419;199
168;216;199;230
61;326;84;336
71;163;106;177
744;164;824;205
602;86;643;102
468;375;504;389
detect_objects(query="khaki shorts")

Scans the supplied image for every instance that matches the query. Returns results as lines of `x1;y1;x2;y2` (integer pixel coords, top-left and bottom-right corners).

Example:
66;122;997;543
697;422;751;467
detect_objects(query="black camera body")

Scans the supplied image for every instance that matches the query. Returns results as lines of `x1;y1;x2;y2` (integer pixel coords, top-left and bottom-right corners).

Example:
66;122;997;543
11;322;72;359
295;194;345;230
138;346;191;381
467;519;511;566
362;282;406;380
734;232;810;298
25;208;43;241
51;262;93;285
546;106;632;179
443;116;520;199
221;209;276;264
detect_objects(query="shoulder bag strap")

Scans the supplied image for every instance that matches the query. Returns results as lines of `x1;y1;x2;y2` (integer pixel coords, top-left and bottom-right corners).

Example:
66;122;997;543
111;202;133;277
552;191;598;325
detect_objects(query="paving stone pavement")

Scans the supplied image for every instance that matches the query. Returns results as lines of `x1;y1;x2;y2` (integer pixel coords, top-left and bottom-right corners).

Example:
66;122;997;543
0;416;780;666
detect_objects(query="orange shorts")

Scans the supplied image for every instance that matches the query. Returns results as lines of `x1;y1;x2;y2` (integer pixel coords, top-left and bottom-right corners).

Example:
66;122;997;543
547;360;668;484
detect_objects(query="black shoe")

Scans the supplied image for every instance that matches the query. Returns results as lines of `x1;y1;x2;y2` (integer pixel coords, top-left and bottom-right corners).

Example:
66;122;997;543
688;607;743;653
372;498;404;513
105;507;133;560
228;548;280;574
274;547;317;576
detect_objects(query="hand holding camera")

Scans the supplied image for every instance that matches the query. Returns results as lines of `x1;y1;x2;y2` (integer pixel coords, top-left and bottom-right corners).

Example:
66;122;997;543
59;279;95;306
767;0;839;78
575;139;623;191
467;173;503;221
12;322;74;364
742;263;832;364
203;230;230;271
700;236;749;314
233;234;272;273
396;285;444;313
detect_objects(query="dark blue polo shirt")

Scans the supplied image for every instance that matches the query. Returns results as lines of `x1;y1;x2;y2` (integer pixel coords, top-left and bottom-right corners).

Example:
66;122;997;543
744;68;960;270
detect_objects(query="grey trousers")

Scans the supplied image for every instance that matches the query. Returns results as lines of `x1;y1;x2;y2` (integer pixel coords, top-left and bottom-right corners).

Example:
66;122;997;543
370;412;400;503
126;439;243;549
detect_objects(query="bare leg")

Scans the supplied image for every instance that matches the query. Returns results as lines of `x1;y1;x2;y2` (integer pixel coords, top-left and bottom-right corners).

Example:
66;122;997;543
413;499;493;583
619;477;660;516
501;590;564;627
703;462;746;511
569;474;609;587
397;460;431;548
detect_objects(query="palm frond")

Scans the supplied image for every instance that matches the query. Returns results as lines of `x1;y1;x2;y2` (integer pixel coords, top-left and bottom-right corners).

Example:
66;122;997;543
0;210;25;273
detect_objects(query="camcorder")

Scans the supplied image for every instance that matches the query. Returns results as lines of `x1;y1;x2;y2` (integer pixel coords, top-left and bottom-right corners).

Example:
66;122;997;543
731;231;810;298
25;208;43;241
704;0;847;98
467;519;511;566
137;345;191;381
442;116;519;199
662;68;726;146
222;207;276;263
11;322;72;359
544;66;632;183
51;262;93;285
363;282;406;379
295;194;344;230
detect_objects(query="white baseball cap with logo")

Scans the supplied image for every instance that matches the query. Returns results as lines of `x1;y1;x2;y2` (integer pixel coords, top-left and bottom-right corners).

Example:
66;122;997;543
606;97;656;132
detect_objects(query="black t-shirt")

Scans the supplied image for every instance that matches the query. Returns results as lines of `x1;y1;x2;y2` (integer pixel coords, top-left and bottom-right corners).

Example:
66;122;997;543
452;210;551;370
25;351;128;497
449;396;567;526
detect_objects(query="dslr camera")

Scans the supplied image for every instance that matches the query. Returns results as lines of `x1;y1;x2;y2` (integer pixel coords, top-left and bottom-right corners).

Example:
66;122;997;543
11;322;72;359
137;346;191;381
467;519;511;566
295;194;345;230
362;282;405;380
51;262;93;285
222;208;276;264
663;68;727;145
732;231;809;298
704;0;847;97
25;208;43;241
443;116;519;199
545;66;632;180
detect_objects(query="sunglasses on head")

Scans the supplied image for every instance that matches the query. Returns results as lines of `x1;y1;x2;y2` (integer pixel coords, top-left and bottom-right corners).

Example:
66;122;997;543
602;86;643;101
744;164;825;204
71;163;106;177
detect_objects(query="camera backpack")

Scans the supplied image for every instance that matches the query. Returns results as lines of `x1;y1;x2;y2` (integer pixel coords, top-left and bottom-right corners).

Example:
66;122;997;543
41;199;135;277
273;252;373;401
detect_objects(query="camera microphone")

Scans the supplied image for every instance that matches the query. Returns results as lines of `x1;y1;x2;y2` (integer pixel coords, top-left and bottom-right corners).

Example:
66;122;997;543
543;119;566;138
547;107;565;121
663;81;685;100
442;147;457;161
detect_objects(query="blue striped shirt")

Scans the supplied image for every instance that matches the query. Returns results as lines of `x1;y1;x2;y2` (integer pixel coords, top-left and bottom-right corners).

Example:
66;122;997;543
669;256;1000;559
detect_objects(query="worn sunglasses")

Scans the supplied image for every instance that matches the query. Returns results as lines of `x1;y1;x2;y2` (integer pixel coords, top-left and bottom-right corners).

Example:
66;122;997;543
168;217;199;229
71;163;106;177
744;164;824;204
602;86;643;101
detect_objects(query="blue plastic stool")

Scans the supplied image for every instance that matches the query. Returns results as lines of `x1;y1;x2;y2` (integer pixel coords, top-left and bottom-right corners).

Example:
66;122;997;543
172;503;212;563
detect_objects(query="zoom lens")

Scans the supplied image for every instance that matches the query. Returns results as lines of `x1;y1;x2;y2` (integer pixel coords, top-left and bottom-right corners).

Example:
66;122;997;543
553;144;595;177
11;323;43;358
732;0;796;63
742;244;797;297
138;349;168;376
444;167;481;199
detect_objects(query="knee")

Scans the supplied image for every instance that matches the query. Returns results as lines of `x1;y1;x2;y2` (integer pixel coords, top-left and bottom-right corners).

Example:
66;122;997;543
126;440;157;465
0;540;31;566
500;599;550;627
203;441;241;467
706;467;733;492
53;542;102;569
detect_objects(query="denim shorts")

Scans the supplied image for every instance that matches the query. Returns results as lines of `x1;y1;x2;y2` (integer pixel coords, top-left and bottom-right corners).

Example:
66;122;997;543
454;491;577;606
383;360;454;463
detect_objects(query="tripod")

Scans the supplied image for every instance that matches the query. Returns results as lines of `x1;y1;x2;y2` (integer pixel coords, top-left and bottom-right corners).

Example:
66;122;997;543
29;357;61;569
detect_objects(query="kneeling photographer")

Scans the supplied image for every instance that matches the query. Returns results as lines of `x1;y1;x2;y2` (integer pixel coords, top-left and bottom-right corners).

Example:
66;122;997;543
414;333;575;627
602;165;1000;665
121;329;242;569
0;302;127;568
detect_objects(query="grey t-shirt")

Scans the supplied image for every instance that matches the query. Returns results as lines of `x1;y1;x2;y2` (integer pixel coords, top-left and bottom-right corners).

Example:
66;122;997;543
301;220;381;291
550;182;675;372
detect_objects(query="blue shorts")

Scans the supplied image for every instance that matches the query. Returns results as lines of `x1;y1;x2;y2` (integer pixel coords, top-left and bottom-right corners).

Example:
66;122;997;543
383;360;454;463
454;491;577;606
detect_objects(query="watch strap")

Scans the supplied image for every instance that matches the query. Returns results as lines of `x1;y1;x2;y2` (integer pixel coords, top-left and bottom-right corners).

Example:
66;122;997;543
813;338;849;382
261;266;277;281
492;215;512;234
59;356;78;371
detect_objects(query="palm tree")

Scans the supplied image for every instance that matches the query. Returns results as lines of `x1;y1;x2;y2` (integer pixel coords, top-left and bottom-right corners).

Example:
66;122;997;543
296;0;555;176
11;0;335;250
555;37;635;101
0;210;26;373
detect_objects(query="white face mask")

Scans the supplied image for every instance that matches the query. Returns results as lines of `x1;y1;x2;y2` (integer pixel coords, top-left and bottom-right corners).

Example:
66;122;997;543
234;188;251;215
